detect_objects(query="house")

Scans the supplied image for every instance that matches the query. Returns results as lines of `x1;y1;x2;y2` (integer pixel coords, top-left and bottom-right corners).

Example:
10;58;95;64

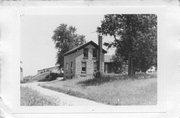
37;65;63;74
63;36;107;79
104;55;114;73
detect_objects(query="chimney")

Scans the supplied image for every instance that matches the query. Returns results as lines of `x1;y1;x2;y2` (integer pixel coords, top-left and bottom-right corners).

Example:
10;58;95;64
98;35;103;75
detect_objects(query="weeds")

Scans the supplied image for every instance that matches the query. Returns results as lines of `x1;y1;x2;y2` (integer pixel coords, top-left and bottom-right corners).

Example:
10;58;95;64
20;86;58;106
78;73;156;87
40;73;157;105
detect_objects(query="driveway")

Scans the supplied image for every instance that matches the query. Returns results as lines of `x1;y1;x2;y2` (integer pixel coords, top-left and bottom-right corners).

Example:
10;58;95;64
21;82;105;106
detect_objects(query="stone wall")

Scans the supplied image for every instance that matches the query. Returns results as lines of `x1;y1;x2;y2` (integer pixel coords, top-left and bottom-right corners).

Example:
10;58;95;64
64;44;105;79
75;44;104;79
64;51;76;79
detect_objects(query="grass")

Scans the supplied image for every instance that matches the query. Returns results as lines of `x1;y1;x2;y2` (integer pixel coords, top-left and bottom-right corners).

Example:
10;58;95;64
78;73;156;86
21;72;63;84
40;73;157;105
20;86;59;106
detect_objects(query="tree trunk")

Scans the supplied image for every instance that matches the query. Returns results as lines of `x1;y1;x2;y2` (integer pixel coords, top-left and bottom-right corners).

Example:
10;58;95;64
128;53;135;76
128;54;131;76
131;58;135;75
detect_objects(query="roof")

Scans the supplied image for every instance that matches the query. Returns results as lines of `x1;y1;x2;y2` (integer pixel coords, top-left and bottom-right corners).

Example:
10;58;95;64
38;66;59;71
104;55;113;63
64;41;107;56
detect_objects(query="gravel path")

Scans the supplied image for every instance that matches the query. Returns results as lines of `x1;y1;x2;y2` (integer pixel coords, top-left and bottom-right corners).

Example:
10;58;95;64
21;82;105;106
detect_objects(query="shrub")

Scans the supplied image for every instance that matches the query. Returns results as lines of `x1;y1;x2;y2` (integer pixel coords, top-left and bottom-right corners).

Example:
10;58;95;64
20;76;33;83
59;73;64;77
20;79;29;83
93;71;101;78
38;72;61;82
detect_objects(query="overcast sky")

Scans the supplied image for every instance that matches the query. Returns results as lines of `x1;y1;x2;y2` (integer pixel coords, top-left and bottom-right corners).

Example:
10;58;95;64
21;15;115;76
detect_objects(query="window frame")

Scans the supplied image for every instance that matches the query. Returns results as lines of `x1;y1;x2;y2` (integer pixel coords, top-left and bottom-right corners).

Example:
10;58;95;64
94;61;98;72
83;48;88;59
92;48;98;59
66;63;69;71
81;62;87;74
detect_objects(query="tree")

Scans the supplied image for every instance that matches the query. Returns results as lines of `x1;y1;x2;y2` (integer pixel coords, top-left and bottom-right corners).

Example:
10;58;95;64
52;24;86;69
97;14;157;75
111;52;126;73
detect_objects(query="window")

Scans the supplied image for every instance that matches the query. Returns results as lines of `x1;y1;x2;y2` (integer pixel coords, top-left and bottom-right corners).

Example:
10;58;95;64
66;63;69;71
93;48;97;58
83;48;88;59
81;62;86;73
94;61;98;72
71;61;73;73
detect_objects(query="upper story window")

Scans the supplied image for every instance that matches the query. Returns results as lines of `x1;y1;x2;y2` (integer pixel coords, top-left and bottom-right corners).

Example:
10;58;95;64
83;48;88;59
93;48;97;58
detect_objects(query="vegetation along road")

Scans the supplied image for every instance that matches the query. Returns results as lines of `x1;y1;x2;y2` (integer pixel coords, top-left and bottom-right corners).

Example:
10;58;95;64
21;82;106;106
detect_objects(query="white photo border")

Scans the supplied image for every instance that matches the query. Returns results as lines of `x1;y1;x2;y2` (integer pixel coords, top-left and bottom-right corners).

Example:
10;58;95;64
1;6;177;114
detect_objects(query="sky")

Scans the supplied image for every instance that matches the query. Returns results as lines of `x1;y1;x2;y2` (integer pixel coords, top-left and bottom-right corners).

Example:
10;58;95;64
21;15;115;76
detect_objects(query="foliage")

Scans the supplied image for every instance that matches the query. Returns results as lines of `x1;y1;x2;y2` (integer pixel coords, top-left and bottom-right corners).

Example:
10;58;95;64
38;72;62;82
41;73;157;105
20;76;33;83
93;71;101;78
111;53;126;73
97;14;157;75
31;73;49;82
52;24;86;69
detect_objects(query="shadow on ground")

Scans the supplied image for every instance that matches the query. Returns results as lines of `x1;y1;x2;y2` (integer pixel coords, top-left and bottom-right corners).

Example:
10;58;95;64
77;76;117;87
77;73;157;87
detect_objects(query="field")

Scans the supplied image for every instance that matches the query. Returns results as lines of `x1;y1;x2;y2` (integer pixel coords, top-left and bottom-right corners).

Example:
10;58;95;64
20;86;59;106
40;73;157;105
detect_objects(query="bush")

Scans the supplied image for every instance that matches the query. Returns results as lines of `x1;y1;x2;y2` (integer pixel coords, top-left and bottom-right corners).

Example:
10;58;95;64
20;76;33;83
20;79;29;83
38;72;61;82
93;71;101;78
59;73;64;77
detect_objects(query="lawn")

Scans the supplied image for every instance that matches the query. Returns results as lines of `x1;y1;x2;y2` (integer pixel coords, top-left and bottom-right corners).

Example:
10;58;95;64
40;73;157;105
20;86;59;106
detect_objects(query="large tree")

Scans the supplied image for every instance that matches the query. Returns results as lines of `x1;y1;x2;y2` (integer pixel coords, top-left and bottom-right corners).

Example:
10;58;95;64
97;14;157;75
52;24;86;69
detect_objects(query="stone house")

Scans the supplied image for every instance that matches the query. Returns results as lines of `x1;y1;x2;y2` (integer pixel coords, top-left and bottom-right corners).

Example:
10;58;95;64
63;38;107;79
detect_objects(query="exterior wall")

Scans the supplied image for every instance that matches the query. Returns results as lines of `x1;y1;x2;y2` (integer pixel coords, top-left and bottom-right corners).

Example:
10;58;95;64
75;44;104;79
64;44;105;79
104;62;114;73
64;51;76;79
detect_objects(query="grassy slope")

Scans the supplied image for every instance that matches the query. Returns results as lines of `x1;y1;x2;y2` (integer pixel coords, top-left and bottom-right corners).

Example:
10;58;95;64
20;86;59;106
21;73;50;83
40;73;157;105
31;73;50;81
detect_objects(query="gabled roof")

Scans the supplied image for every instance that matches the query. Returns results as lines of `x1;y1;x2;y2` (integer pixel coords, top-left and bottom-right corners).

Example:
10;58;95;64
64;41;107;56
